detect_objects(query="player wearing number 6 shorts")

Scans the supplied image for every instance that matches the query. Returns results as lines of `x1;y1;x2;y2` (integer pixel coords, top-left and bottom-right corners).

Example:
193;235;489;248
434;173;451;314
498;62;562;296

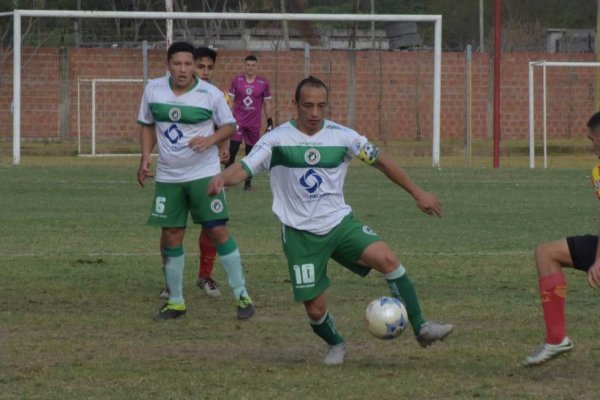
137;42;254;321
523;111;600;366
208;76;453;365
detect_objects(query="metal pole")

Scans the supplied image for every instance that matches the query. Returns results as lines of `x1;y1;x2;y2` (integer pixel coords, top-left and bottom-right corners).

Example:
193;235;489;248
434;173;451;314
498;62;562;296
479;0;484;52
77;79;81;155
12;11;21;165
432;17;442;167
466;45;472;166
165;0;173;48
542;62;547;169
143;40;148;87
91;80;96;156
304;43;310;78
528;62;535;169
492;0;501;168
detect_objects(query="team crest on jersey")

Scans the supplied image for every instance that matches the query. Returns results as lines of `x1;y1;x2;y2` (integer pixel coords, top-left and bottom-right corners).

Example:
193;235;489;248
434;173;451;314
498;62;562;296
210;199;224;213
304;148;321;165
362;226;378;236
245;87;253;95
169;107;182;122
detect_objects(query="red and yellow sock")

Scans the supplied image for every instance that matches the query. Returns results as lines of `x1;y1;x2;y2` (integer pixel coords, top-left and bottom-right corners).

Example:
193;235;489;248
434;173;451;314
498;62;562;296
539;272;567;344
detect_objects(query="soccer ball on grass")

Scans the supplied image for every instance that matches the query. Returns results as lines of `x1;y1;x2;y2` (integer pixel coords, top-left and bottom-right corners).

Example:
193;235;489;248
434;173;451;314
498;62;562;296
365;296;408;340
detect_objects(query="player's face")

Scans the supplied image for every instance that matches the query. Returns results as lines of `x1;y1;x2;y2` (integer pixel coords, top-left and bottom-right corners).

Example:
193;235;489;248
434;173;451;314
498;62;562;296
244;61;257;77
294;85;328;136
167;51;196;91
195;57;215;81
588;128;600;158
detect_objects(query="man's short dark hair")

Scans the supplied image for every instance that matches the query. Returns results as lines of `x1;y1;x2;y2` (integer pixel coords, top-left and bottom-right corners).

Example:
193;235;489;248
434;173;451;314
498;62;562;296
245;55;258;62
167;41;194;61
587;111;600;130
194;47;217;62
294;75;329;103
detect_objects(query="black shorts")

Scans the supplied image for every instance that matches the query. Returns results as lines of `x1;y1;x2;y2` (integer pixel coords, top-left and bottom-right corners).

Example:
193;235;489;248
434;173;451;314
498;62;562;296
566;235;599;272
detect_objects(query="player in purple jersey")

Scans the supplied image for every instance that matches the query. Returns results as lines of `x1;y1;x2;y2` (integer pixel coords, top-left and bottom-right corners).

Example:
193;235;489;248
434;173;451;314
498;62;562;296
226;55;273;191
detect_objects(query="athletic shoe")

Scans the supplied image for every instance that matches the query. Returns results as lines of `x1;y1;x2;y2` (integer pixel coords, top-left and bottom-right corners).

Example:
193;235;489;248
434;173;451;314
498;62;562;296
159;286;170;300
323;343;347;365
236;295;255;320
416;321;454;348
197;277;221;298
153;302;186;321
522;337;573;366
243;186;255;192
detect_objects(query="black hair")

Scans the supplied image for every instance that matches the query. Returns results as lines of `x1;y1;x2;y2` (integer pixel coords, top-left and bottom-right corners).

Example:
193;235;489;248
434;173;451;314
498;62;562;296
167;41;195;61
294;75;329;103
194;47;217;62
587;111;600;130
245;55;258;62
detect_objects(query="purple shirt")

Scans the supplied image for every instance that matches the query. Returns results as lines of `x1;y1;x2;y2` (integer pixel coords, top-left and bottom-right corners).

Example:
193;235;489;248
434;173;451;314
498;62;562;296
228;75;272;130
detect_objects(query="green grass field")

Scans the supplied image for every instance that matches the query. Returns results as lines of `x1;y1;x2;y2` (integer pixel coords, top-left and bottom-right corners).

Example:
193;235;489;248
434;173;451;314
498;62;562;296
2;157;600;399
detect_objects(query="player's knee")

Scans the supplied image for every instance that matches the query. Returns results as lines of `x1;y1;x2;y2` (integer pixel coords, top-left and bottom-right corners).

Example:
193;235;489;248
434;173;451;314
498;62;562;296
534;240;568;273
304;301;326;321
376;251;400;273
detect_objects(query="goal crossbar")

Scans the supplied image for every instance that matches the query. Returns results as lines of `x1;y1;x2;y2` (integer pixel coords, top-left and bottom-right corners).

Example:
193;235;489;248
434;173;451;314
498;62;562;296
528;60;600;168
11;9;442;166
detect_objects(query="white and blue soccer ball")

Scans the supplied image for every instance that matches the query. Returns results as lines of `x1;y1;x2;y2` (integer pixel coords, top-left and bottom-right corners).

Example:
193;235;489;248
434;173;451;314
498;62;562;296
365;297;408;340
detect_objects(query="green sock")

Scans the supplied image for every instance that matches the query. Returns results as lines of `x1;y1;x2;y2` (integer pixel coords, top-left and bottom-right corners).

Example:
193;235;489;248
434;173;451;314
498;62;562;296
162;246;185;305
385;266;426;335
309;312;345;345
217;237;248;300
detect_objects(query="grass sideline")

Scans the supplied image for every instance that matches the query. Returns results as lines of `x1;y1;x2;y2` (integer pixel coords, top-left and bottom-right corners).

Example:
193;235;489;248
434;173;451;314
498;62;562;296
2;157;600;399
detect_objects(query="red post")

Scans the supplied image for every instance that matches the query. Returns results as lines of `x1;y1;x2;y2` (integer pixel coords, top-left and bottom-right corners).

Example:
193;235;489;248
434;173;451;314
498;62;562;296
493;0;501;168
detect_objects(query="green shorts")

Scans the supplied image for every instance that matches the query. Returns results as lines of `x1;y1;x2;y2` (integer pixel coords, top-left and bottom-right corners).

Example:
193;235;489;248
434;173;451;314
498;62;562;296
147;177;229;228
281;214;381;302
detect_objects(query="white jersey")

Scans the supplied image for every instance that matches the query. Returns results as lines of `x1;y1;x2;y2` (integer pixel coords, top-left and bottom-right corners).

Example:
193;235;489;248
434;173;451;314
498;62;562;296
137;76;236;183
241;120;368;235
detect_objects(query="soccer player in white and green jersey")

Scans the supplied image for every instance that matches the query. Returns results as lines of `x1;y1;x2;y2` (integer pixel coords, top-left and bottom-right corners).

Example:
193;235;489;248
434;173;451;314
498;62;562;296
208;76;453;364
137;42;254;321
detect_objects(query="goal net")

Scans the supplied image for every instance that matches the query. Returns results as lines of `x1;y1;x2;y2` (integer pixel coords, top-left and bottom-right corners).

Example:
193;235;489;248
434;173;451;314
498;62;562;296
5;9;442;166
528;61;600;168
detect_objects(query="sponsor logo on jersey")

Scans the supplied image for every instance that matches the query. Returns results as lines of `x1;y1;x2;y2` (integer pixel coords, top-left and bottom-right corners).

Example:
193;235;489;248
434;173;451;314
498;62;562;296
163;123;183;144
169;107;182;121
210;199;224;213
304;148;321;165
299;168;323;194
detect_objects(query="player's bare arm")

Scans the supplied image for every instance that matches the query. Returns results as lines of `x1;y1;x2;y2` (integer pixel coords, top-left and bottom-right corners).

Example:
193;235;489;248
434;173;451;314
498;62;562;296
137;124;156;187
372;152;442;218
207;162;249;196
217;140;230;164
189;123;236;152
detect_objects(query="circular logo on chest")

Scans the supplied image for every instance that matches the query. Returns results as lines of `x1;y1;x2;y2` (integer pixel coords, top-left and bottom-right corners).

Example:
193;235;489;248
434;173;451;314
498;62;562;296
304;148;321;165
169;107;181;122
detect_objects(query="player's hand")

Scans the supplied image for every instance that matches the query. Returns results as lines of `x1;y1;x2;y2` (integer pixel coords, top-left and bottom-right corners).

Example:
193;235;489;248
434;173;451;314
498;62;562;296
587;262;600;289
207;174;225;196
189;136;213;152
265;117;274;133
413;190;442;218
137;157;154;187
219;148;230;165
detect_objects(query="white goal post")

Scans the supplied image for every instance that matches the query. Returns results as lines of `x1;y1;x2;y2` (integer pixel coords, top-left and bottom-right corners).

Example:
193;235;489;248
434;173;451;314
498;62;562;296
11;9;442;166
77;78;144;157
528;60;600;168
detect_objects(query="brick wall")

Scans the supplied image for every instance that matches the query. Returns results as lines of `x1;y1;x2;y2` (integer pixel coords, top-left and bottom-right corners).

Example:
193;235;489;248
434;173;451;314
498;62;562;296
0;47;596;145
